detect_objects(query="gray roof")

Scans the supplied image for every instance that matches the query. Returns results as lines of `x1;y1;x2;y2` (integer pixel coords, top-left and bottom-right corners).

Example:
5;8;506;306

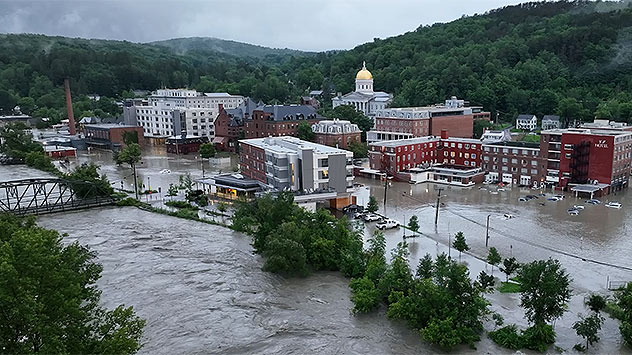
542;115;560;122
225;97;261;127
260;105;321;121
516;114;536;121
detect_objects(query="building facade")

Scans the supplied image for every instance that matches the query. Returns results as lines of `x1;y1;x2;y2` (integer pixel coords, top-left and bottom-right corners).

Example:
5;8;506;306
239;136;354;193
369;96;488;141
244;105;321;139
214;98;260;151
541;115;560;130
123;89;244;140
540;128;632;191
83;124;144;150
516;114;537;130
332;62;392;116
311;119;362;149
481;142;543;186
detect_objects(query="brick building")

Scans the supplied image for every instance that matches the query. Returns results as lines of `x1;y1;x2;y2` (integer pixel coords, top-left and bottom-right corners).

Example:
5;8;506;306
214;98;259;151
244;105;321;139
369;96;489;142
311;119;362;149
481;141;543;186
540;128;632;192
83;124;144;150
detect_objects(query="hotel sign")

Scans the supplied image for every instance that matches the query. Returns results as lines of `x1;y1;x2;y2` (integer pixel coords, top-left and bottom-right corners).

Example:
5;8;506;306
594;139;608;149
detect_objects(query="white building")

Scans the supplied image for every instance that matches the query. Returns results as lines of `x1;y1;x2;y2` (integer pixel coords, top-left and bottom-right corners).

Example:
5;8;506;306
240;136;354;193
516;114;537;131
541;115;560;130
124;89;244;139
332;61;392;117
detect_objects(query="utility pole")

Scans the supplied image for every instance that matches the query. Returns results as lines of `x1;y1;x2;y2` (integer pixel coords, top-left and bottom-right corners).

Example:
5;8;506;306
383;174;389;213
485;214;491;247
434;187;444;226
132;162;139;200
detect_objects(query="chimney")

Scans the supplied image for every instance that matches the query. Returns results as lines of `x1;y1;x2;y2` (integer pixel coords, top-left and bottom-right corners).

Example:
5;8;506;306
441;129;449;139
64;79;76;135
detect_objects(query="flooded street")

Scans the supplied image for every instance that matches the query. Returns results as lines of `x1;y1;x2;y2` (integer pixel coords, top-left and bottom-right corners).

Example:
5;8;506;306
2;147;632;353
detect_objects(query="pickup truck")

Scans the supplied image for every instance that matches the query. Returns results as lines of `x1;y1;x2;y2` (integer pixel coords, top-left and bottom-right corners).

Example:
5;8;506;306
376;219;400;230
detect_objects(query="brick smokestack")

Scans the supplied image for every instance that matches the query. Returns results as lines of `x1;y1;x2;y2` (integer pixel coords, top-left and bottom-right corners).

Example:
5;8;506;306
64;78;76;135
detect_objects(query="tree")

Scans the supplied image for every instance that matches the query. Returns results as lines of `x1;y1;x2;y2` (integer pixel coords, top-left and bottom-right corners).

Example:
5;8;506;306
408;215;420;236
585;294;607;314
349;277;380;313
452;231;469;261
122;131;138;145
199;143;216;159
166;183;178;198
500;257;520;282
115;143;142;199
416;253;434;279
367;196;379;213
573;313;604;350
487;247;502;275
0;214;145;353
0;122;43;160
518;259;571;326
611;282;632;347
217;201;228;224
347;139;368;158
66;163;113;198
477;270;495;292
297;121;314;141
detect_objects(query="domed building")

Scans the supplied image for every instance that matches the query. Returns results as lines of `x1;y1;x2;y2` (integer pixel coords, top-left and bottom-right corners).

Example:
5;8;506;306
332;61;392;117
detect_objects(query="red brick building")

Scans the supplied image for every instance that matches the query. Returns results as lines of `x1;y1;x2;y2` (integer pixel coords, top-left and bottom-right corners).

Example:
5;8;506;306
540;128;632;192
481;142;543;186
244;105;321;139
83;124;144;150
368;131;481;173
214;99;259;152
239;142;266;183
312;119;362;149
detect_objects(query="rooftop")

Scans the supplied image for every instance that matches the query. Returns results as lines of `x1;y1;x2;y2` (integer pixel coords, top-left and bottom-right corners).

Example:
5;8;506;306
370;136;439;148
542;128;632;137
240;136;351;155
484;141;540;149
84;123;139;129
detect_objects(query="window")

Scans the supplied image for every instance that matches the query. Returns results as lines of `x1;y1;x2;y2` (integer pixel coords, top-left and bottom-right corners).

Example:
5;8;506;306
458;143;462;149
472;154;476;159
464;161;469;166
465;153;470;159
511;159;517;164
531;169;538;174
512;149;518;154
465;144;470;149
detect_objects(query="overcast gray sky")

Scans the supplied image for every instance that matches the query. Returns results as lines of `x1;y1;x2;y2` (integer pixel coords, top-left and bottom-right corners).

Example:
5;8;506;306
1;0;527;51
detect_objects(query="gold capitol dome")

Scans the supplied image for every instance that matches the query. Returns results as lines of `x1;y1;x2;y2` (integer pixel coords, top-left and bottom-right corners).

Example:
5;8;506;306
356;61;373;80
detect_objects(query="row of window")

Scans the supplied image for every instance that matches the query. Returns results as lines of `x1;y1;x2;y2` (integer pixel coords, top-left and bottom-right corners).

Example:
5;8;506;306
483;146;538;156
483;164;539;175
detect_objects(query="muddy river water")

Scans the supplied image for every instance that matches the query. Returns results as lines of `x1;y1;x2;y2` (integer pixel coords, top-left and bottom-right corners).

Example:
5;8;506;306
3;148;632;353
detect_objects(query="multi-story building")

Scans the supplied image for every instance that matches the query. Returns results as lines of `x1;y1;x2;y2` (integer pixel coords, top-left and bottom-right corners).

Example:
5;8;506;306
481;141;543;186
243;105;321;139
368;131;482;173
239;136;354;194
83;124;144;150
214;98;260;151
123;89;244;140
366;130;414;144
369;96;489;141
516;114;537;131
540;128;632;192
311;119;362;149
332;61;392;116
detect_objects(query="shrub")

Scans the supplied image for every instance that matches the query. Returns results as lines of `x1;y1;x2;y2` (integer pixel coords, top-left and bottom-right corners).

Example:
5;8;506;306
165;200;198;210
24;151;58;174
522;323;555;352
489;324;524;350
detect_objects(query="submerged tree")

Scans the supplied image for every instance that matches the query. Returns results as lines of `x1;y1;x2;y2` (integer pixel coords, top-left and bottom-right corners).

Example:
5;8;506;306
452;231;469;261
487;247;502;276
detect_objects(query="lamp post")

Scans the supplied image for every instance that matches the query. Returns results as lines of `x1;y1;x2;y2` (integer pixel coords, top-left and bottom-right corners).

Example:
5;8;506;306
485;214;491;247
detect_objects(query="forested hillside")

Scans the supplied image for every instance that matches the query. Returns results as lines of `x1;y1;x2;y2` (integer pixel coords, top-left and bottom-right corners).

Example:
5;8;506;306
151;37;311;60
1;1;632;124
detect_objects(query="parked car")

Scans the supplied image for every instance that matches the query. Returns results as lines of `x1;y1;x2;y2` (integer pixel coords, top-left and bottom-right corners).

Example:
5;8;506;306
567;208;580;216
353;212;366;220
553;194;565;200
363;213;381;222
605;201;622;209
343;204;363;214
376;219;400;230
547;196;562;201
586;199;601;205
573;205;585;210
519;197;528;202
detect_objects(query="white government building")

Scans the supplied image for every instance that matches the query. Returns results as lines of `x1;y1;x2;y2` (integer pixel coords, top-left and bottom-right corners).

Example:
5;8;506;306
124;89;244;139
332;61;392;117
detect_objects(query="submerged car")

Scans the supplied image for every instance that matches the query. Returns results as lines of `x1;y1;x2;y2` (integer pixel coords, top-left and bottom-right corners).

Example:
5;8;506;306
567;208;580;216
605;201;622;209
586;199;601;205
547;196;562;201
376;219;400;230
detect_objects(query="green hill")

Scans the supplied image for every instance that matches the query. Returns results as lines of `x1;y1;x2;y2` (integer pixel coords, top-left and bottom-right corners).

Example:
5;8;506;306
150;37;311;59
1;1;632;124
